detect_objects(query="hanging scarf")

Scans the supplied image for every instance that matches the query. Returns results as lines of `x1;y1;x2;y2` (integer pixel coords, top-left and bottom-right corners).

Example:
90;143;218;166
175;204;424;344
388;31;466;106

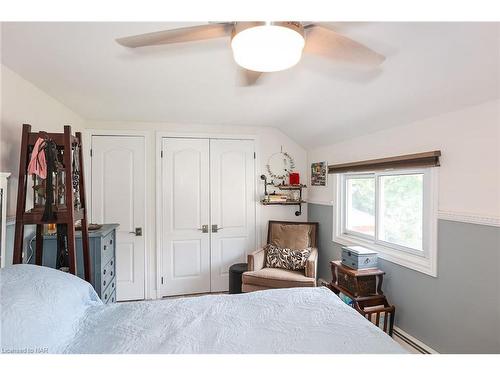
27;137;47;179
42;139;58;222
72;143;81;210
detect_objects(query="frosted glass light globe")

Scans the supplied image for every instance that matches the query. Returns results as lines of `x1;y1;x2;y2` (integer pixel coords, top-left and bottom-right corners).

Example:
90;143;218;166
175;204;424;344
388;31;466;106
231;25;305;72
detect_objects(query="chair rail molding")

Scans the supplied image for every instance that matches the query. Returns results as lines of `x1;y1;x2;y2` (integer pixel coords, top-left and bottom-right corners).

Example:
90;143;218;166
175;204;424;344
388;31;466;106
437;210;500;227
307;201;500;228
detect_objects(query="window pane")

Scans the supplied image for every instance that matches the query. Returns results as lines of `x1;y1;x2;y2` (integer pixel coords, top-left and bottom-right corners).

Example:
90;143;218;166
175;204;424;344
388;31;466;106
346;177;375;236
379;174;423;250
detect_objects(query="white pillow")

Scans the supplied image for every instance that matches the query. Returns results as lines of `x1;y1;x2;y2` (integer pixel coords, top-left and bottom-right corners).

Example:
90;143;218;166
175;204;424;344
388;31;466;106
0;264;102;353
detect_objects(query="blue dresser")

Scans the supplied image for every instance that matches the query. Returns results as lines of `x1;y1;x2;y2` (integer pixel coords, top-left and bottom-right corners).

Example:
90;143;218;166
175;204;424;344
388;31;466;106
41;224;119;303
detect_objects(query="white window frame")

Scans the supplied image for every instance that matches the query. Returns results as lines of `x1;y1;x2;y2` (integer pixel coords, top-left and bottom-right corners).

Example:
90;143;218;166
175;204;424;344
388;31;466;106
333;167;438;277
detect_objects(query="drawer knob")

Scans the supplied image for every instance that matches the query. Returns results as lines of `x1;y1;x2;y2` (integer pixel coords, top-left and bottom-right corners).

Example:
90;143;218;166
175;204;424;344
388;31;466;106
111;260;113;266
111;297;114;302
112;282;115;288
103;280;106;286
104;245;107;250
111;271;113;276
104;294;108;300
110;239;113;245
103;269;106;275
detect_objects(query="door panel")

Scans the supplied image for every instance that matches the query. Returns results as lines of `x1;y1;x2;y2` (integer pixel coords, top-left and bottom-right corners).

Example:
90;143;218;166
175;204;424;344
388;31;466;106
117;243;135;283
161;138;210;296
91;135;145;301
210;139;255;292
173;240;202;278
173;149;203;229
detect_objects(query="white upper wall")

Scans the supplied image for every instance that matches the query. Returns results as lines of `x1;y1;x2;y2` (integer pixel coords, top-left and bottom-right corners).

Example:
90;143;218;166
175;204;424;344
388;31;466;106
307;99;500;221
0;64;85;217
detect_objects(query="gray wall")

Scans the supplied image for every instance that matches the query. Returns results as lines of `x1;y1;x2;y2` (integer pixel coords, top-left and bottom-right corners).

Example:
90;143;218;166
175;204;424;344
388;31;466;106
309;203;500;354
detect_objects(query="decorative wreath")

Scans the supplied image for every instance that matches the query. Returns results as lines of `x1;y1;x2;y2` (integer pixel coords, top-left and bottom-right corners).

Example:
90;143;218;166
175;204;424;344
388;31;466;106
266;151;296;180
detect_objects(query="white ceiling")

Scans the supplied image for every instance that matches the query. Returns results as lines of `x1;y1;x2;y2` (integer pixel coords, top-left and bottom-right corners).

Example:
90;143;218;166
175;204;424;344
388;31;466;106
1;22;499;148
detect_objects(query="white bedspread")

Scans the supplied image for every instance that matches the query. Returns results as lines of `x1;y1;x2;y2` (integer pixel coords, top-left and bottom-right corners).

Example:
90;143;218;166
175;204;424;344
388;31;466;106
64;287;405;354
1;266;404;354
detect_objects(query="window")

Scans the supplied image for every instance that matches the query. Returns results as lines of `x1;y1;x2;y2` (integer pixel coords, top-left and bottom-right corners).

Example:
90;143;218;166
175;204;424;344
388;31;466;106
345;176;375;237
334;168;438;276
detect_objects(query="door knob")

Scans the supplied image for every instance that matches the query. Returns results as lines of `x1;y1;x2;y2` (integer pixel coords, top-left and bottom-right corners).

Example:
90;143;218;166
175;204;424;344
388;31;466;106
129;227;142;236
198;225;209;233
212;224;223;233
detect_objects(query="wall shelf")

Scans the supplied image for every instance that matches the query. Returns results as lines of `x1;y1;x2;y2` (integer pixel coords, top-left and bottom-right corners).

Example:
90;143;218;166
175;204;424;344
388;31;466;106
261;200;306;206
275;184;307;190
260;175;306;216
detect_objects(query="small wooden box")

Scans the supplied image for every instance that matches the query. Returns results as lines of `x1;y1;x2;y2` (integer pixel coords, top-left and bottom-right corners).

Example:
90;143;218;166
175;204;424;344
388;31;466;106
341;246;378;270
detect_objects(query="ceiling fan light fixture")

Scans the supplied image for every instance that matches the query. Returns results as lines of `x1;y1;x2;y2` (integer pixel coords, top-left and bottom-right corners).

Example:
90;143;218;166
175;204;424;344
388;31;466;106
231;23;305;73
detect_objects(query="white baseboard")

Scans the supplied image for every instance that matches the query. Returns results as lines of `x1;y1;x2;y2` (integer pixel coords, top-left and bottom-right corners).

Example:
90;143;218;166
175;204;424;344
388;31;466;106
318;278;329;287
393;326;439;354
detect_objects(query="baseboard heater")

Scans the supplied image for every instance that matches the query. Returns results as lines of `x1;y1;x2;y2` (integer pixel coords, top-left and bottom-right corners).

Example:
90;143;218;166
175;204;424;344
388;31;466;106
392;328;436;354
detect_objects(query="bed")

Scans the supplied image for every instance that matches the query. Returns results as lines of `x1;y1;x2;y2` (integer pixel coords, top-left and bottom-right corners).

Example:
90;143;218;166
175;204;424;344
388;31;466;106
0;264;405;354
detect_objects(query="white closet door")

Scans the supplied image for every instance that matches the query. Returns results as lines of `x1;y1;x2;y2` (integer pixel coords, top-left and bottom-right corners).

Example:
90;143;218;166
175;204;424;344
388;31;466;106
91;135;146;301
210;139;256;292
160;138;211;296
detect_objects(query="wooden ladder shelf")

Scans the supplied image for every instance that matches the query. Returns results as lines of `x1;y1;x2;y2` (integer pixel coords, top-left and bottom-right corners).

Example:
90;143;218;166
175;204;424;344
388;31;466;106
13;124;92;282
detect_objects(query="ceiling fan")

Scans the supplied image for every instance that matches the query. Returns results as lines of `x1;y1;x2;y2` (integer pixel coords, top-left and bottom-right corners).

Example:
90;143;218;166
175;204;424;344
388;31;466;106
116;22;385;85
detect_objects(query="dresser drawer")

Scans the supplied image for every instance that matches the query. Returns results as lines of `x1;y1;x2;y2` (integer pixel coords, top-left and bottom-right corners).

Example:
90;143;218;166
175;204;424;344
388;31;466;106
101;259;115;292
101;231;115;267
108;290;116;304
102;281;116;304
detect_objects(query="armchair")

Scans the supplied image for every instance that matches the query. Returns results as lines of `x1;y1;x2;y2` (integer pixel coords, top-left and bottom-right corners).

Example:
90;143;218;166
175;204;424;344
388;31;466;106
242;221;319;292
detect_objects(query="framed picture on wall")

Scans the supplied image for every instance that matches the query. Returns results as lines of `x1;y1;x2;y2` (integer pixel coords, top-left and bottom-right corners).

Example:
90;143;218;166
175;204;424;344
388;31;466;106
311;161;327;186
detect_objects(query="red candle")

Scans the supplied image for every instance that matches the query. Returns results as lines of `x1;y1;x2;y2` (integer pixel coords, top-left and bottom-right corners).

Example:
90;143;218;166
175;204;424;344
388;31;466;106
289;172;300;185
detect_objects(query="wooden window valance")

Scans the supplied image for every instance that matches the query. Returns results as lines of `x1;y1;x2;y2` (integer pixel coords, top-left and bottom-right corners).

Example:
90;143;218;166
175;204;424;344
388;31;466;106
328;151;441;174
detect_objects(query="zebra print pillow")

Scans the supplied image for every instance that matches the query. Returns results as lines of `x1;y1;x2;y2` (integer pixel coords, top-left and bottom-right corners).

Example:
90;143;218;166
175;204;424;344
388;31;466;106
265;244;312;271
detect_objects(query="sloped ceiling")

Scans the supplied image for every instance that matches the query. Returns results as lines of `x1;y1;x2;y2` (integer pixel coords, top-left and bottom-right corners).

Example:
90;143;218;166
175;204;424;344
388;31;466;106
1;22;499;148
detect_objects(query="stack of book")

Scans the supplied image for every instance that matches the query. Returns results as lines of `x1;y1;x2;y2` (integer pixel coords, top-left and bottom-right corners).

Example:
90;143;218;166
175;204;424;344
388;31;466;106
267;194;288;203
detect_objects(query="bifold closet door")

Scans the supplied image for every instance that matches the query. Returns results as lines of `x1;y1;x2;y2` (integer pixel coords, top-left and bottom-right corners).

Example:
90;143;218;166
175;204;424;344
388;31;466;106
210;139;256;292
160;138;211;296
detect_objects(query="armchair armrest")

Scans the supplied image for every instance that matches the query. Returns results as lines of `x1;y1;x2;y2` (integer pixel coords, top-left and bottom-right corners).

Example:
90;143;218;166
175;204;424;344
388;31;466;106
305;248;318;279
247;247;266;272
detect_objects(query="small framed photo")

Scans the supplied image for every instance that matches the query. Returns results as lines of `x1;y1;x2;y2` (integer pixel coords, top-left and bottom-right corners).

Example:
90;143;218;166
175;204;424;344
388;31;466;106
311;161;328;186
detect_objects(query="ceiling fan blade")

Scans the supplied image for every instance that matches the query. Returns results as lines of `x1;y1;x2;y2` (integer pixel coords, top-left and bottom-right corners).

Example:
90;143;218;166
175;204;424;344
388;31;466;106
304;25;385;67
238;69;263;86
116;23;233;48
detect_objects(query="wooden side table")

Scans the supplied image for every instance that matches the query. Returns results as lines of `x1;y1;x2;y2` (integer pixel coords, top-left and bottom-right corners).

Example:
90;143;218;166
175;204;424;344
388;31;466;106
328;261;395;336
